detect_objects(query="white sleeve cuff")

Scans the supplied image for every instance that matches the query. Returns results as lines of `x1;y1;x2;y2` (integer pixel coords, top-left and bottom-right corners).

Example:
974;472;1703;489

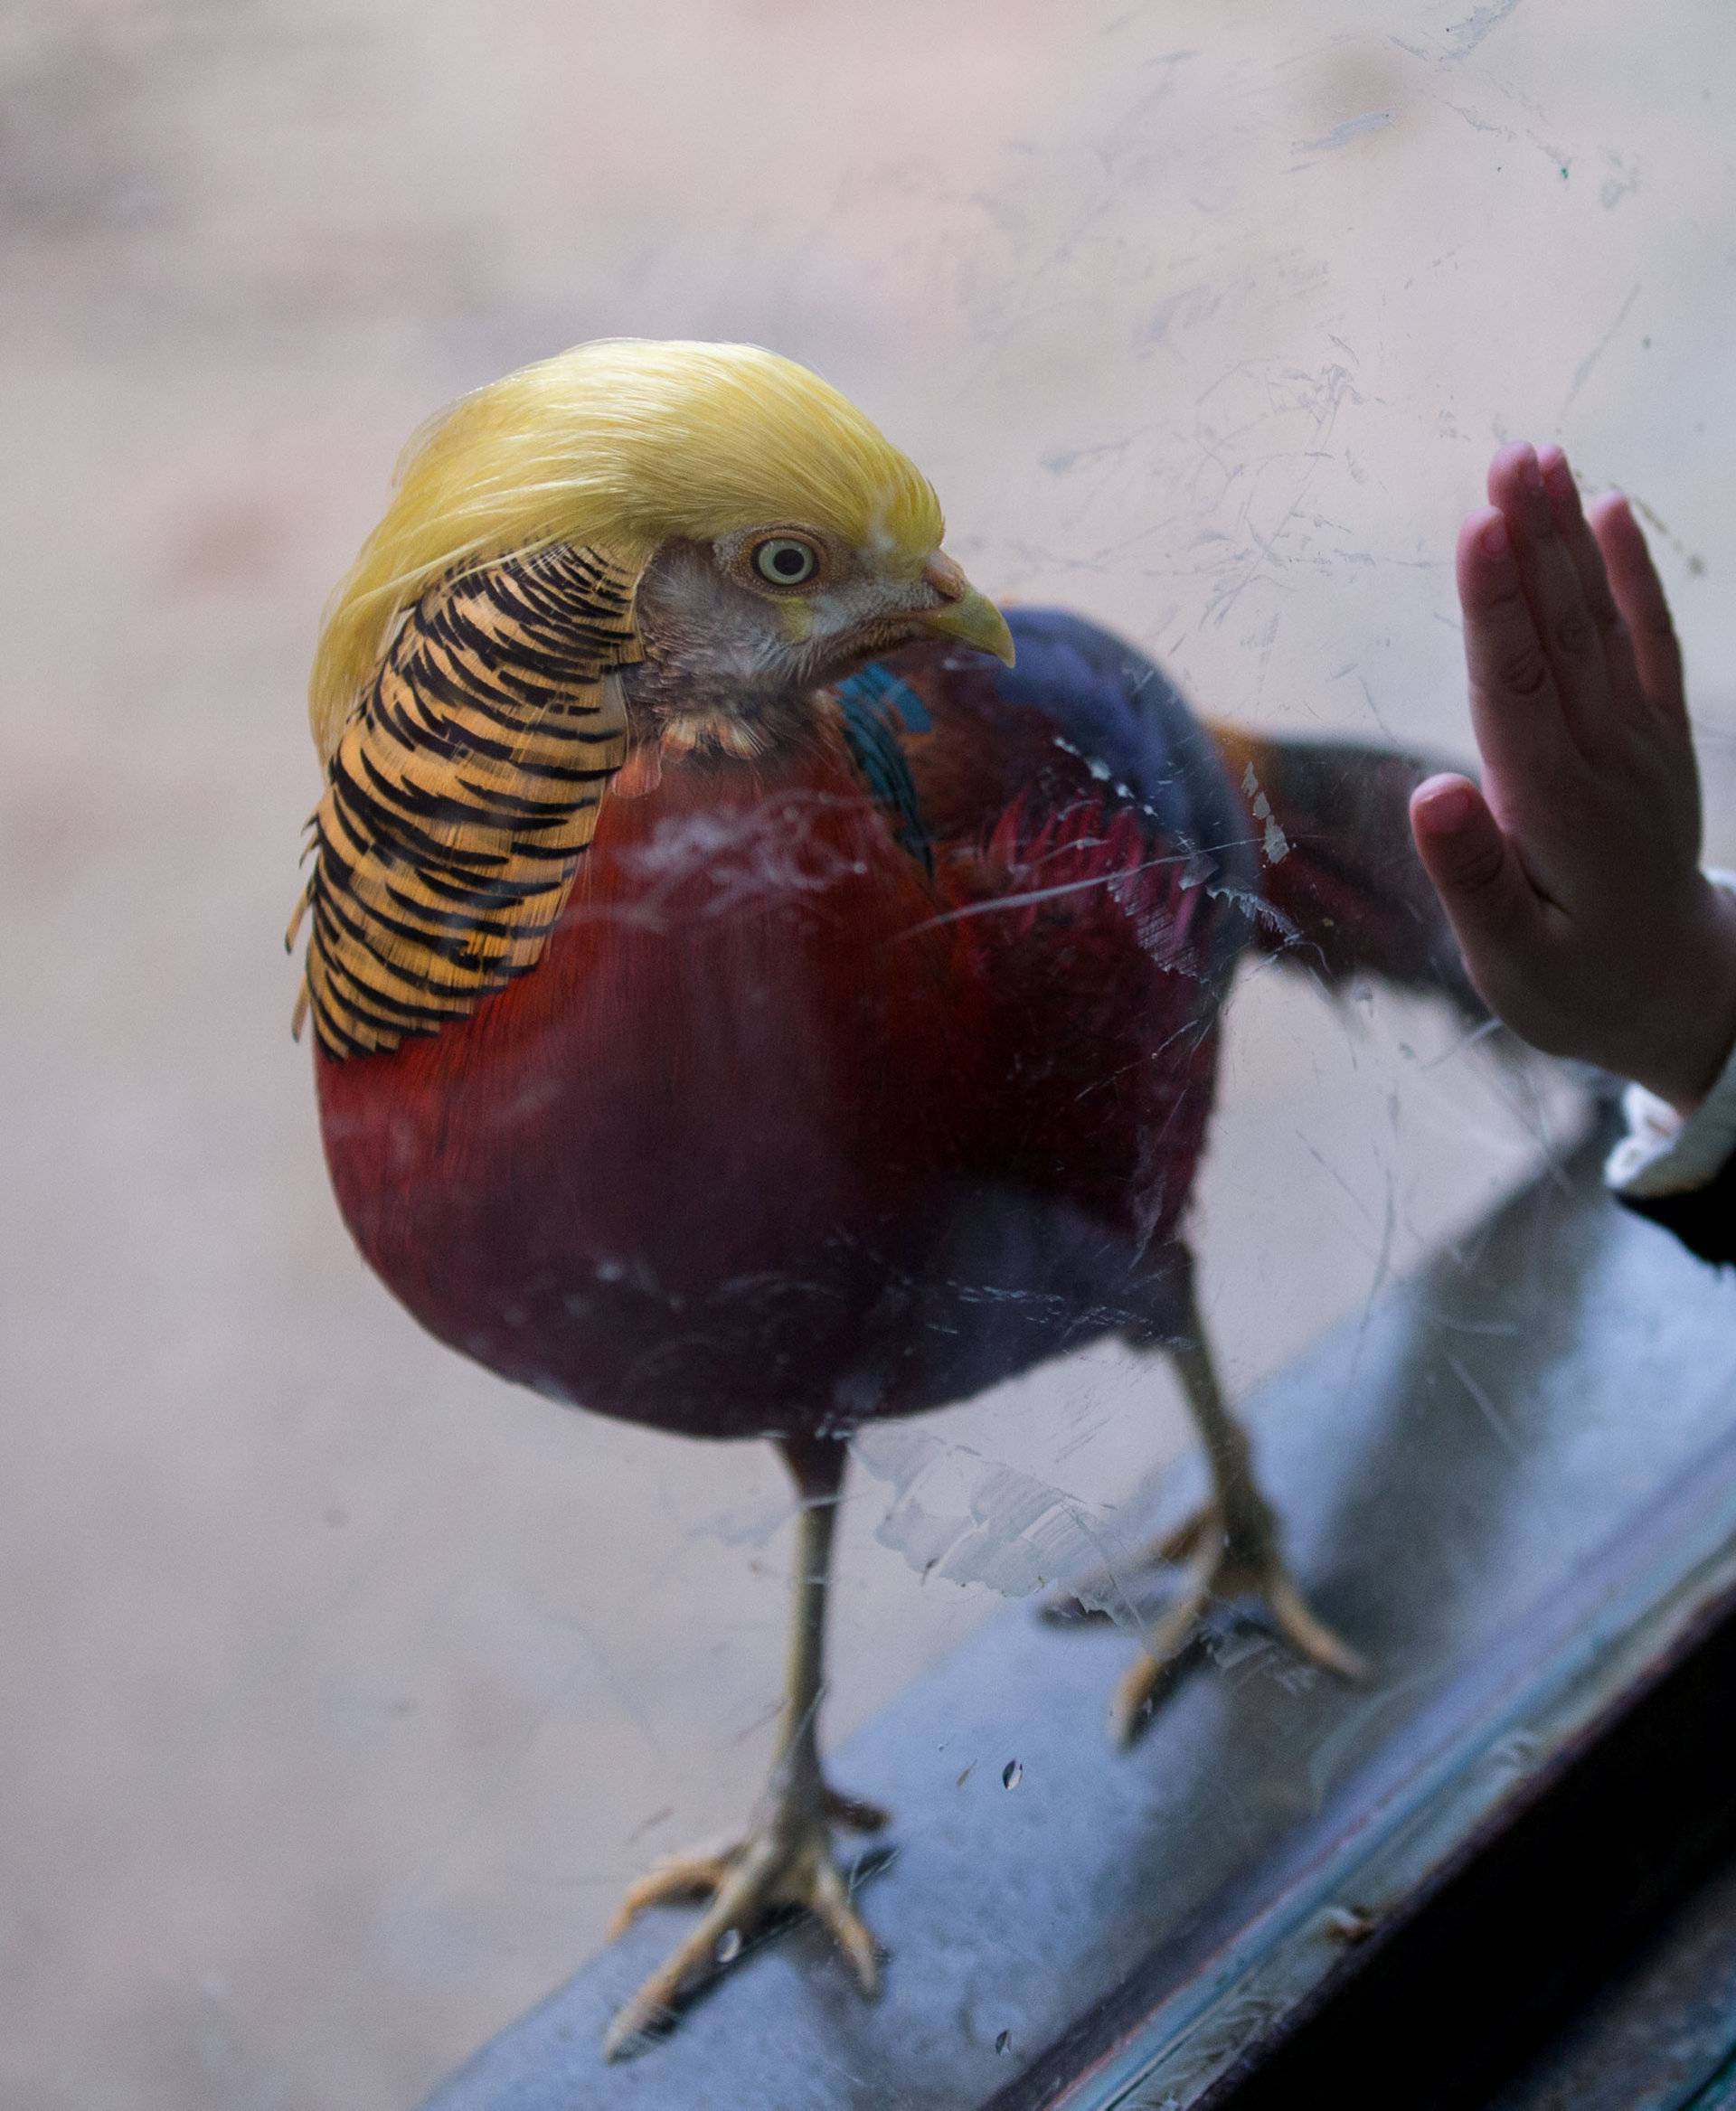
1605;870;1736;1200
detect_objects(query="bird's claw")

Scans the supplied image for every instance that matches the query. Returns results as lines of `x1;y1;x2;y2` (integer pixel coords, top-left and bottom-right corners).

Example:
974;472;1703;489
1041;1502;1365;1744
1039;1505;1214;1628
602;1786;887;2059
1104;1502;1366;1747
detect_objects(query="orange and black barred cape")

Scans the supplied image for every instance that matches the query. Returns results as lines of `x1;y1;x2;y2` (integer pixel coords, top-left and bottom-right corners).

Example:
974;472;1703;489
296;545;638;1058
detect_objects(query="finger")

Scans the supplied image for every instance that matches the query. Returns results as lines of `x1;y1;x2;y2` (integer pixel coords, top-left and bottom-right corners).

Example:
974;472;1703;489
1536;447;1646;706
1587;491;1687;723
1456;504;1575;799
1486;444;1616;754
1409;774;1545;966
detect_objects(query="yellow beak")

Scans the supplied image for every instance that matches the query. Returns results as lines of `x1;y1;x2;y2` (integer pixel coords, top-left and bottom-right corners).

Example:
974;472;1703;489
918;552;1015;666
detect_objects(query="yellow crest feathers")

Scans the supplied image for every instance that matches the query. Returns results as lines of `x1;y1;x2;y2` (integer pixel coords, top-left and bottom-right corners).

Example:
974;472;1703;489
308;340;945;761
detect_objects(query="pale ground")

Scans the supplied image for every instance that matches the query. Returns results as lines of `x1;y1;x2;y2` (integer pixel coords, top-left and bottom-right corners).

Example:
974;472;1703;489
3;3;1735;2105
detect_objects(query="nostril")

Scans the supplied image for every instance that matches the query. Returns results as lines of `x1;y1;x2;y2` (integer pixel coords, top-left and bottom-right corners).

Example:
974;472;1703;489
920;551;967;604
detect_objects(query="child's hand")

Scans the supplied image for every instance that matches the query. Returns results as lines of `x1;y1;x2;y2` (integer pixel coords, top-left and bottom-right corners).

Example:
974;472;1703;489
1410;442;1736;1114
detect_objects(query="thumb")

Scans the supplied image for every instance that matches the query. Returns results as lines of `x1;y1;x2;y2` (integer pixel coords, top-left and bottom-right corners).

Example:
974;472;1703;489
1409;773;1537;951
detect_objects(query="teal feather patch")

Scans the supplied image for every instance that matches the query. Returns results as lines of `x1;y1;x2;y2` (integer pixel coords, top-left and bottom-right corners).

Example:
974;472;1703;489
835;666;933;874
838;664;931;734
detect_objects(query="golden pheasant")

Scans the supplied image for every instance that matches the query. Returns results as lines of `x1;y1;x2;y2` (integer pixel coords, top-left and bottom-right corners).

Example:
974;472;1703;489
293;340;1473;2056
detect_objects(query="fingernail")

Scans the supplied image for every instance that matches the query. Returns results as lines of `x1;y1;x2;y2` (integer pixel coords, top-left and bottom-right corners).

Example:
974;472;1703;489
1519;447;1545;495
1480;514;1510;561
1417;779;1479;834
1539;447;1581;521
1592;488;1633;533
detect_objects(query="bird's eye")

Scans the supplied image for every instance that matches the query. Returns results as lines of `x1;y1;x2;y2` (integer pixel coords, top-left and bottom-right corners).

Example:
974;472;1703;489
750;536;821;588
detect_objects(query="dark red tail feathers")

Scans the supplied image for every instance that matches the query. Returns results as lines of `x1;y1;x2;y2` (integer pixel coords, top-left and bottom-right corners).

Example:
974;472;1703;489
1206;724;1486;1022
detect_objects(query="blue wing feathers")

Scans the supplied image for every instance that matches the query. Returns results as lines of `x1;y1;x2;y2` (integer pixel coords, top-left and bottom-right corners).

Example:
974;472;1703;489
991;610;1251;890
841;610;1257;956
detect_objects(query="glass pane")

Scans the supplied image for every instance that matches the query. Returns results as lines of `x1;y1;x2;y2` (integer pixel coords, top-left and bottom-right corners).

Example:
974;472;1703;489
5;2;1731;2104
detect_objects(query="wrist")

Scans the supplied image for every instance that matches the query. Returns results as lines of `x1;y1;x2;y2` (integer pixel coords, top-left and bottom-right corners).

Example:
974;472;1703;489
1629;880;1736;1116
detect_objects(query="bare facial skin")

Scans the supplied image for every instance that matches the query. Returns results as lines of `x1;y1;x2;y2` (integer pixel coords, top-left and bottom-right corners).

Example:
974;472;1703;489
1410;442;1736;1115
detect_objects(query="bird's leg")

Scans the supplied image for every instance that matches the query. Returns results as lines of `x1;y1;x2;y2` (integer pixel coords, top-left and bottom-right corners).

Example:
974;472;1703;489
1048;1274;1365;1746
602;1432;887;2060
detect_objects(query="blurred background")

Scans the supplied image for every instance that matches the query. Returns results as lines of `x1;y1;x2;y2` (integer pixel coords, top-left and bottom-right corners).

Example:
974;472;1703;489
3;2;1733;2104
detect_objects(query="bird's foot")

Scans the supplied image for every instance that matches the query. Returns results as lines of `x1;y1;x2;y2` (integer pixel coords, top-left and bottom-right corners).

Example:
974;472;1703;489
602;1780;888;2060
1046;1502;1366;1747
